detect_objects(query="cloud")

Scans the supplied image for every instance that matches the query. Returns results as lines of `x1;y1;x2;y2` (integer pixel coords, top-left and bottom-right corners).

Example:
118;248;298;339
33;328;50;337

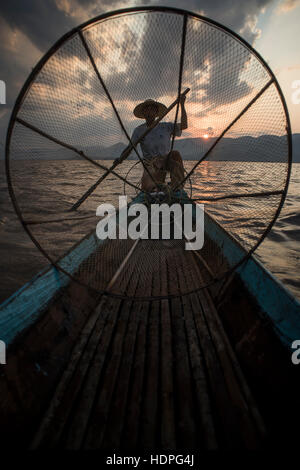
145;0;272;39
82;9;261;110
0;15;42;142
0;0;132;143
1;1;75;53
0;0;277;148
277;0;300;13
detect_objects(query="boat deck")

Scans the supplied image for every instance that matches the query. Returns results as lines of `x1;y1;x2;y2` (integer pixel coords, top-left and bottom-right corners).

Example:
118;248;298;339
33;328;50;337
29;239;266;450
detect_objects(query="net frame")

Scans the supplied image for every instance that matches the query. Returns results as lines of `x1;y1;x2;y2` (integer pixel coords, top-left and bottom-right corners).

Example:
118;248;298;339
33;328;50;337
5;6;292;300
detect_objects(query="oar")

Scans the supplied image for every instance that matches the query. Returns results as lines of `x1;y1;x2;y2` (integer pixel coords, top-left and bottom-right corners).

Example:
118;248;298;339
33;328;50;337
70;87;190;211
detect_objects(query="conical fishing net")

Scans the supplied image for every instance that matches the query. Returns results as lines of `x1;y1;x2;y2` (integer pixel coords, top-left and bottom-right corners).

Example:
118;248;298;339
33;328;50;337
6;7;291;300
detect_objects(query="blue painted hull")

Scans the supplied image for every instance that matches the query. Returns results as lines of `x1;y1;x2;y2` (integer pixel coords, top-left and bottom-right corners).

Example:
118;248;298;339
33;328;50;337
204;210;300;348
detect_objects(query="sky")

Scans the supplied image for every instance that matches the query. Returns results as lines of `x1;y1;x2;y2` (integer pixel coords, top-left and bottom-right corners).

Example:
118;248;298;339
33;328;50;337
0;0;300;151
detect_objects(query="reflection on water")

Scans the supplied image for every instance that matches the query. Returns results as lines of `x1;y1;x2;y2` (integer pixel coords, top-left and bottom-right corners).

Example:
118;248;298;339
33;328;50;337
0;160;299;302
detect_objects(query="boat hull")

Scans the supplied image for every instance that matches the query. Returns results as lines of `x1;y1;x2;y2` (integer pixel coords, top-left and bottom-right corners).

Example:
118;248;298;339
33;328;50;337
0;192;299;449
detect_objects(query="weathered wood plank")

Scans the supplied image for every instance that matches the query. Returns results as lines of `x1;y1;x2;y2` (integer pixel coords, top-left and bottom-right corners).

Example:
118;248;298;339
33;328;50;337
189;253;264;448
167;252;197;449
121;259;152;449
206;288;266;439
159;250;176;450
31;239;136;449
100;255;150;449
30;294;108;449
186;270;244;447
197;286;265;448
176;251;218;450
61;296;123;449
80;270;141;449
139;247;161;449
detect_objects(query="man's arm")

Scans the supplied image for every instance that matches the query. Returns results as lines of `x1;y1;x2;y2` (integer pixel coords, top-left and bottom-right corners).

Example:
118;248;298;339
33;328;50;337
114;144;131;164
179;94;188;130
115;128;139;163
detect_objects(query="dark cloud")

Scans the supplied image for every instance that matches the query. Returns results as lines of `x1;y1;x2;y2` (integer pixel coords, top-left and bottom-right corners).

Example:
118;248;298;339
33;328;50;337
0;1;74;53
84;11;184;101
82;8;263;125
146;0;272;37
0;0;72;142
0;0;276;146
0;0;123;142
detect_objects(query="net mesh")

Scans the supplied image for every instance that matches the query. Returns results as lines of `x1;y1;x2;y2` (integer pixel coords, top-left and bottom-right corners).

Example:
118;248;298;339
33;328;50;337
6;8;291;300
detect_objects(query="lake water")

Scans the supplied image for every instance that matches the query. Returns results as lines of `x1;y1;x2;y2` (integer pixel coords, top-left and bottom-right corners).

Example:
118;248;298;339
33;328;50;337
0;160;299;303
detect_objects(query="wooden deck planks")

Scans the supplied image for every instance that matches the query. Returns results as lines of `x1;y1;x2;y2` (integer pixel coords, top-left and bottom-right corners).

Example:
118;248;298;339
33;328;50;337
29;238;265;450
159;253;176;450
166;251;197;449
30;294;111;449
139;248;161;449
100;243;154;450
61;295;123;449
189;252;266;448
80;271;141;449
30;239;137;449
175;251;218;450
120;291;151;448
198;287;266;447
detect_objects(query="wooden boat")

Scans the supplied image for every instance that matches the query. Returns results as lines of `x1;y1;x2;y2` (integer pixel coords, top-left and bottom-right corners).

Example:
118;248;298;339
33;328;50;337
2;5;299;451
1;190;300;450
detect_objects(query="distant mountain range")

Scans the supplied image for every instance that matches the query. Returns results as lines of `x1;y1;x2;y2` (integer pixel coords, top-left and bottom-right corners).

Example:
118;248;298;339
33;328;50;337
87;134;300;162
7;134;300;162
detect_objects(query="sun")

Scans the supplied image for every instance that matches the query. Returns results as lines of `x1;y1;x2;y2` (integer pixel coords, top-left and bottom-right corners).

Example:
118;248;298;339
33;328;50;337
203;134;209;139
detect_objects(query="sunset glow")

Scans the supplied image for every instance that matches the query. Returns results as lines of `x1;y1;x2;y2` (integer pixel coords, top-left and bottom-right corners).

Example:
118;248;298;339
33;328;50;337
203;134;209;139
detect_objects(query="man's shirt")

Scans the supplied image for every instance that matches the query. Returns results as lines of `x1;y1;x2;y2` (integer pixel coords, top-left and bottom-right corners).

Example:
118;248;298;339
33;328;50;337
130;122;182;159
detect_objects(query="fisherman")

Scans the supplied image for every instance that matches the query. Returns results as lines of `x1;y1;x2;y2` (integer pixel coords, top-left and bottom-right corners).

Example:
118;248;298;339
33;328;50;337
116;95;188;192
